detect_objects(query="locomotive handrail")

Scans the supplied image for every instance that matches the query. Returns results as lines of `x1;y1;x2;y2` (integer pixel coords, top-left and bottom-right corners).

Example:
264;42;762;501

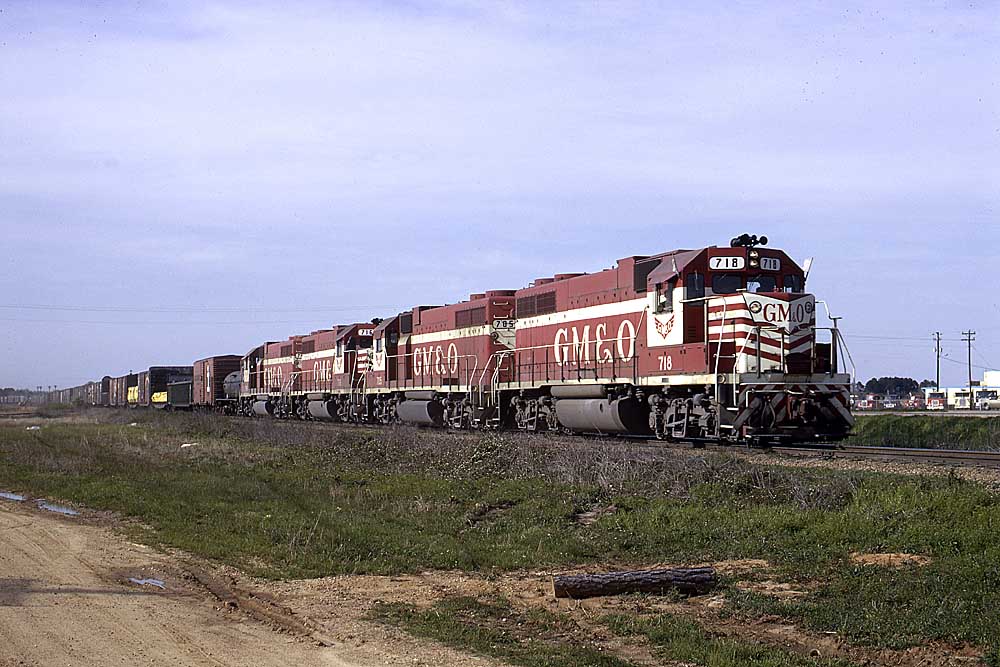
297;348;363;393
482;328;644;389
477;351;506;389
813;325;857;383
380;350;481;392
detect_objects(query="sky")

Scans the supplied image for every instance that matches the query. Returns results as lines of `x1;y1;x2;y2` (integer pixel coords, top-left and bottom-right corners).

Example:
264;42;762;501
1;0;998;389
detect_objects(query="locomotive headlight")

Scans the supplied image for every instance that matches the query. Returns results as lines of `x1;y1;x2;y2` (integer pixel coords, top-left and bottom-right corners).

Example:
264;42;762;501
749;259;759;268
749;250;760;258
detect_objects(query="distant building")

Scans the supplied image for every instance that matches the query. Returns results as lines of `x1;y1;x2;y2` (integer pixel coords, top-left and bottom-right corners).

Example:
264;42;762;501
856;393;884;410
923;371;1000;410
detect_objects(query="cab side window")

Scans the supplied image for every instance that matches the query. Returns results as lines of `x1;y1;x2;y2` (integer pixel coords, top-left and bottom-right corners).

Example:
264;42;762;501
656;278;677;313
784;275;803;293
685;272;705;299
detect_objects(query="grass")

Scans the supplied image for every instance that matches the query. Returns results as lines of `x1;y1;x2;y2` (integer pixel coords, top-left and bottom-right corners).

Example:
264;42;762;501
1;409;999;660
33;403;76;418
372;597;636;667
850;414;1000;450
605;612;854;667
372;596;854;667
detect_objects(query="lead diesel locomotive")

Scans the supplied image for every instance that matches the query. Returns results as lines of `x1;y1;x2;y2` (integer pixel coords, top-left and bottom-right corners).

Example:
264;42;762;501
230;235;853;444
62;236;853;445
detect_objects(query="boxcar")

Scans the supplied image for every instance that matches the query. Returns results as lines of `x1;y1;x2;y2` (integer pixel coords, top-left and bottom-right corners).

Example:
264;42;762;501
193;355;241;411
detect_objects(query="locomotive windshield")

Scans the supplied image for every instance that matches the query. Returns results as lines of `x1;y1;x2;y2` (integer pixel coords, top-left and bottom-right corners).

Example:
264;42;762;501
711;273;742;294
746;275;777;293
784;275;803;292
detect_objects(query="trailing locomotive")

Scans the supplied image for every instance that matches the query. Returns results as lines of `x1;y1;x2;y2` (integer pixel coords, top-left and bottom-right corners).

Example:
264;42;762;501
50;236;854;444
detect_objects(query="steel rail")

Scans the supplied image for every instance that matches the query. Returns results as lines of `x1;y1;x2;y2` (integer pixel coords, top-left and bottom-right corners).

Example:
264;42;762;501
770;443;1000;466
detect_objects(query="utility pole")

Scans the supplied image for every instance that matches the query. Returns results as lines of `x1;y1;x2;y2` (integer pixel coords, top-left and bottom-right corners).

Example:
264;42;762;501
933;332;942;390
962;330;976;409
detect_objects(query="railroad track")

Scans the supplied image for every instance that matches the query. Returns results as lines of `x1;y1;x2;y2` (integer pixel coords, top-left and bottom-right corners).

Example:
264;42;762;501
769;444;1000;467
288;419;1000;468
30;408;1000;468
857;410;999;419
0;412;36;420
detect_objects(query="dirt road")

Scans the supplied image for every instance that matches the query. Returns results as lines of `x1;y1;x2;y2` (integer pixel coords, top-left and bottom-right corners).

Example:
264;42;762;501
0;502;358;667
9;494;485;667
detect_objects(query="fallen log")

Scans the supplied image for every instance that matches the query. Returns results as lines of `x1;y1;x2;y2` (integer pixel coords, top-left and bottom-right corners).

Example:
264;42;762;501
552;567;717;599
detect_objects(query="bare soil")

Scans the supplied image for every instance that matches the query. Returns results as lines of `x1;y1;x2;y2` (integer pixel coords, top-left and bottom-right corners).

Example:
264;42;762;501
258;558;981;667
849;552;934;568
0;500;500;667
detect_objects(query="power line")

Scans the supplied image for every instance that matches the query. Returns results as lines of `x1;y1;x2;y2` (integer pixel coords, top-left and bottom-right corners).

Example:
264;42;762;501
848;333;963;342
972;344;998;371
0;303;406;313
0;317;356;325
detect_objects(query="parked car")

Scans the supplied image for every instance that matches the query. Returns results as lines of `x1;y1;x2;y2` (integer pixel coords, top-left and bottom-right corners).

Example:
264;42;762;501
976;390;1000;410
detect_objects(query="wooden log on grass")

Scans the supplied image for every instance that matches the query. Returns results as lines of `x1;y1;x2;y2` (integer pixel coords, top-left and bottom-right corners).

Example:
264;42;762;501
552;567;717;599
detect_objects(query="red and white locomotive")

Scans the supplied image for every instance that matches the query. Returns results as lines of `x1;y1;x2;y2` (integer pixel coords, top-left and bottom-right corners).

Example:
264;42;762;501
236;235;853;444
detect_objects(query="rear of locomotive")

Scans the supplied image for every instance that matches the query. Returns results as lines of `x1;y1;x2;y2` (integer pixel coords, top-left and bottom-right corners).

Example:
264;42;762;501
386;292;517;428
295;323;375;422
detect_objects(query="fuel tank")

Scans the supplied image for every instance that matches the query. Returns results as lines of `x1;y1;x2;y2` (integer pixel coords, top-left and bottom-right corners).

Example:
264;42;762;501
307;400;337;420
550;385;608;399
252;400;274;417
395;399;444;426
554;398;649;435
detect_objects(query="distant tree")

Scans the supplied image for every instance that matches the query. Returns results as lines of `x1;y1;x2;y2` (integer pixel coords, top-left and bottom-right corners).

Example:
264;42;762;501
864;377;920;395
918;379;936;388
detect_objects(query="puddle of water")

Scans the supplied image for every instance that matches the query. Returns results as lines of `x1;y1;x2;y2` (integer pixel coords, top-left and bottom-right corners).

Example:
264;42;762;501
0;491;25;502
128;577;166;589
36;501;79;516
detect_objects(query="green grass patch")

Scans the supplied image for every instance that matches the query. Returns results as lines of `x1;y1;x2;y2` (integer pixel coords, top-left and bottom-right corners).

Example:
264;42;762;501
374;596;855;667
33;403;76;418
604;612;853;667
372;596;635;667
850;415;1000;450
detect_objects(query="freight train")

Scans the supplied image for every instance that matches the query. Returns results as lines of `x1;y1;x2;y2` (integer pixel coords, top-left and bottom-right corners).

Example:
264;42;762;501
46;236;854;445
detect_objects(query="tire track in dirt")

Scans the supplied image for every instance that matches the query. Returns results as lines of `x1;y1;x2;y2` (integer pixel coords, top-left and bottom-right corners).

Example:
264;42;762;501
0;502;356;667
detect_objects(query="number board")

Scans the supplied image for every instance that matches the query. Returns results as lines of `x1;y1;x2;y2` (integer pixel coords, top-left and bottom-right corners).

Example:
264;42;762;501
709;256;745;270
759;257;781;271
